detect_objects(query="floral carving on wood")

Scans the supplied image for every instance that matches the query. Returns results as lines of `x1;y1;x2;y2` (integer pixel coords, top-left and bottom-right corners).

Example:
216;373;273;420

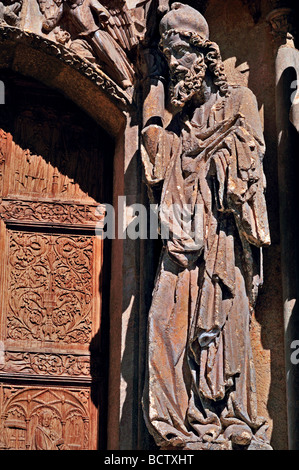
0;351;94;377
0;200;105;227
7;231;93;344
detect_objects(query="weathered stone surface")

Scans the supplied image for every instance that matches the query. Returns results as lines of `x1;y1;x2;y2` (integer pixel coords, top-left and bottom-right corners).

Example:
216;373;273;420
141;2;272;451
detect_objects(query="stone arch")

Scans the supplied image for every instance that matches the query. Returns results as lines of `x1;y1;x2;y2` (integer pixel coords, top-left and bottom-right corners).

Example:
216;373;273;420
0;26;129;137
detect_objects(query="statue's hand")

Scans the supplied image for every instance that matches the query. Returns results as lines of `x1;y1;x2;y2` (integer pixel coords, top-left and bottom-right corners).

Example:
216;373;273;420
142;125;163;166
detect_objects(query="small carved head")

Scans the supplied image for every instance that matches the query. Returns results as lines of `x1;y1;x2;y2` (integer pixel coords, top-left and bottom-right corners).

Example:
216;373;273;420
38;409;53;427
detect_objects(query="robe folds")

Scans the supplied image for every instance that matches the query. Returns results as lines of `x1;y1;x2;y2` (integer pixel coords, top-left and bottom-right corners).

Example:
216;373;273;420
141;85;271;447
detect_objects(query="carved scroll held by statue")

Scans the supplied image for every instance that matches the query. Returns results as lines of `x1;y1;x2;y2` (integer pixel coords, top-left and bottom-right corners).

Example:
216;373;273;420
37;0;136;89
0;0;23;26
141;2;272;450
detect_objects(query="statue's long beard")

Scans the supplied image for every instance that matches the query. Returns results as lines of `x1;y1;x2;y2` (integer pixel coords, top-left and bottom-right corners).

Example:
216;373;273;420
169;55;207;108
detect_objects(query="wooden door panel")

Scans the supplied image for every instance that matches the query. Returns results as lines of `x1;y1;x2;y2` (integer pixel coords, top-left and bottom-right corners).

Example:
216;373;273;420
0;74;111;450
0;384;98;450
3;230;100;348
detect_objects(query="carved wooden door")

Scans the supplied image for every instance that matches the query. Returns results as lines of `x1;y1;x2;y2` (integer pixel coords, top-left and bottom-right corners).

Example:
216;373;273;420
0;72;112;450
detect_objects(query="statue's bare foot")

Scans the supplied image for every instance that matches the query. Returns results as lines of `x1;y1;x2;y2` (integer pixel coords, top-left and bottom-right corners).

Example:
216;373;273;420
224;424;253;446
160;436;185;450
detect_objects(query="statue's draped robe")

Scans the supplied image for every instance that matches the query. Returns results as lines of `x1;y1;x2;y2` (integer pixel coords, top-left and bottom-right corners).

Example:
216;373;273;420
141;86;270;446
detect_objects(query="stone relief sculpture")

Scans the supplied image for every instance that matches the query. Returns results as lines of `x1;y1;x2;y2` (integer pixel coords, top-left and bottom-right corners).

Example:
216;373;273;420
36;0;136;88
141;2;272;450
0;0;22;26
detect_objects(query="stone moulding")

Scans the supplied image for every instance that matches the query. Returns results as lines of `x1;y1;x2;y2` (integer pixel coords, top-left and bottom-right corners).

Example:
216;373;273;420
0;25;131;106
0;25;132;135
0;199;106;230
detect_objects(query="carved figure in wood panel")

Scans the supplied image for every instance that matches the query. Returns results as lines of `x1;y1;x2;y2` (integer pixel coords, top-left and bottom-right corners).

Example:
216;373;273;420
0;1;22;26
32;409;65;450
141;3;271;450
36;0;136;88
0;385;90;450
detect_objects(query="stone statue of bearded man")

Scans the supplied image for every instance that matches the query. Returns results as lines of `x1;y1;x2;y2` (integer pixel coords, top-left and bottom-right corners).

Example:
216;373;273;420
141;2;272;450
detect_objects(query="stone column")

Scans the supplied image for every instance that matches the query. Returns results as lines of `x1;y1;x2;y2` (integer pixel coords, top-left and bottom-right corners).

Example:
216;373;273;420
107;109;143;450
267;3;299;450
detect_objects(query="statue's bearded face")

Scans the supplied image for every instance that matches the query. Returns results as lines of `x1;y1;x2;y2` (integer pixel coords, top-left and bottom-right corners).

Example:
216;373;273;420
162;33;208;108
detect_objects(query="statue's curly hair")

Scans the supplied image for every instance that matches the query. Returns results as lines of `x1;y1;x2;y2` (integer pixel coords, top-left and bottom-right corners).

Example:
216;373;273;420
160;29;229;97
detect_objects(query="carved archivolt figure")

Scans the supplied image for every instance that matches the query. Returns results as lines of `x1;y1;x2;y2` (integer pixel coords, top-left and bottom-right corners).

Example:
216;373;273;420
141;3;271;450
37;0;136;88
0;0;22;26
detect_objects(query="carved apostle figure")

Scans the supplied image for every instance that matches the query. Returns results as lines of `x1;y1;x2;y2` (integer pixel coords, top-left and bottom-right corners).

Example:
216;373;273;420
39;0;134;88
0;0;22;26
32;409;65;450
141;2;272;450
